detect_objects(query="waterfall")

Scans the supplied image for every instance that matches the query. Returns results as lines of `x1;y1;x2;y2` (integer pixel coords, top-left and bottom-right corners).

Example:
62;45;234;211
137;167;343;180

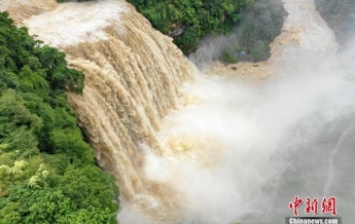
3;0;194;221
3;0;355;223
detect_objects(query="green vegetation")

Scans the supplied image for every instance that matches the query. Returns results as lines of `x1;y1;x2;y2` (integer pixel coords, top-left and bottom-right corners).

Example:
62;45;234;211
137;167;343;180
55;0;286;63
128;0;253;54
220;0;286;62
0;12;118;223
127;0;286;62
315;0;355;47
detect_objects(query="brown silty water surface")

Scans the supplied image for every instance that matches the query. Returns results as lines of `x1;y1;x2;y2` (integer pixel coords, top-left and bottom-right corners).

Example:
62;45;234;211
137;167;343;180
2;0;355;223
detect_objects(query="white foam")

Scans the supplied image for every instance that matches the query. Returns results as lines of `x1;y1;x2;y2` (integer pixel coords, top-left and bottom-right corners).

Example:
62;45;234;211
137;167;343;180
24;0;126;47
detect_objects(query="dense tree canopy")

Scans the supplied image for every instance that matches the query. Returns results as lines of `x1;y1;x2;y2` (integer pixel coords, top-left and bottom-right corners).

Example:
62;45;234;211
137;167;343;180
0;12;118;223
55;0;286;63
126;0;286;62
220;0;286;62
127;0;254;54
315;0;355;47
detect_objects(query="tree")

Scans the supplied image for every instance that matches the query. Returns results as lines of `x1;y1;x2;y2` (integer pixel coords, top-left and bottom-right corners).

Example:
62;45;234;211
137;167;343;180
0;11;119;223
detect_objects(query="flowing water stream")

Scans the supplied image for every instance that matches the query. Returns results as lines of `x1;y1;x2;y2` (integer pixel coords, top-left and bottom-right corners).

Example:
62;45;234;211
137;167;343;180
2;0;355;223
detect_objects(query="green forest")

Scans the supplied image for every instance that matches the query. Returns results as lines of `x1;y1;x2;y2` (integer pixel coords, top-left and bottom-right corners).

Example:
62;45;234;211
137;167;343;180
218;0;286;62
0;12;118;223
127;0;254;54
315;0;355;48
127;0;286;62
57;0;286;62
1;0;288;223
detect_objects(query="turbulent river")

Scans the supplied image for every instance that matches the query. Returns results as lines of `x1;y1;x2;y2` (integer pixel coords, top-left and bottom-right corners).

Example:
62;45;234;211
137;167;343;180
2;0;355;223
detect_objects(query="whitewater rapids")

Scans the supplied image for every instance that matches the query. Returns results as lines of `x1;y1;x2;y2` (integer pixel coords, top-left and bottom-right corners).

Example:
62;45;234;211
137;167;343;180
2;0;355;223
